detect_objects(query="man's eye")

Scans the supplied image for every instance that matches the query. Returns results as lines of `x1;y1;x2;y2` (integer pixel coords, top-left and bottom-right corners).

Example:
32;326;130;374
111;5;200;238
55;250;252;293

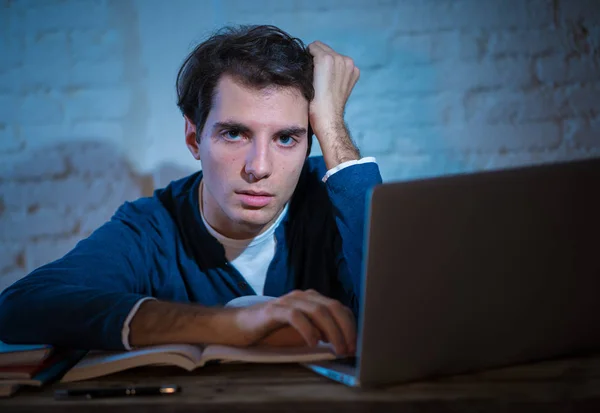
278;135;295;146
223;130;242;141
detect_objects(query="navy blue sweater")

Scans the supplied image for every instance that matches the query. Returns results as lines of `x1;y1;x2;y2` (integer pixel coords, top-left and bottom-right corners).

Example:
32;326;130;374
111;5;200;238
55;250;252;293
0;157;382;350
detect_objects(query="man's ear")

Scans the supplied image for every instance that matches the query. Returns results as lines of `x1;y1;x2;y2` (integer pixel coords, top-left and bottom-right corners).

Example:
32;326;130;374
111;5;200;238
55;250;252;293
185;115;201;160
306;120;313;158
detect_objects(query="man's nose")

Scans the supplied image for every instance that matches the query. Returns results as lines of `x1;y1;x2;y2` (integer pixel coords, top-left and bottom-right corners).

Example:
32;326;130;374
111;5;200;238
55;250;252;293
244;139;272;182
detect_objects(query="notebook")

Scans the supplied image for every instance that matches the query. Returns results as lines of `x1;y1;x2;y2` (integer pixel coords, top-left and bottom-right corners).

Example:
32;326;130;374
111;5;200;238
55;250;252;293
0;342;53;367
0;384;19;398
0;350;86;397
0;359;56;380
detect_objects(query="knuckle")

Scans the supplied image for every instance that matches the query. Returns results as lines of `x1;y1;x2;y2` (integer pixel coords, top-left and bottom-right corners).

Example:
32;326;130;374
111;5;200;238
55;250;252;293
287;289;302;298
312;304;329;319
321;54;334;65
327;300;344;313
288;308;304;324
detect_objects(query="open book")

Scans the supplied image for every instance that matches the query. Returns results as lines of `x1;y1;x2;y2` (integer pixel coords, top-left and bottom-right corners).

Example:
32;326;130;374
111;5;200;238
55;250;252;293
61;342;336;382
61;295;338;383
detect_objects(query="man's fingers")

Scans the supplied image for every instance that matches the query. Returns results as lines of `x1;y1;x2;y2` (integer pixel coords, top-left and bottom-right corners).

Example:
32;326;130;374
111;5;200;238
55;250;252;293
303;290;357;355
352;66;360;84
282;295;347;355
262;291;357;355
309;41;343;65
313;40;335;54
258;326;310;348
307;41;328;57
268;304;321;347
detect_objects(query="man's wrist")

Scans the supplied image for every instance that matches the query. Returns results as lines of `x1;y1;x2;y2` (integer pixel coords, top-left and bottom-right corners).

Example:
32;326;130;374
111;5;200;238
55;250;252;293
129;300;238;347
315;122;361;170
122;297;157;350
205;306;252;347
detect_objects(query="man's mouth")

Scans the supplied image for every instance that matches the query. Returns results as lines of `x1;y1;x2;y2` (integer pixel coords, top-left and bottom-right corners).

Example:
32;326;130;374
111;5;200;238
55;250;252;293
236;190;274;208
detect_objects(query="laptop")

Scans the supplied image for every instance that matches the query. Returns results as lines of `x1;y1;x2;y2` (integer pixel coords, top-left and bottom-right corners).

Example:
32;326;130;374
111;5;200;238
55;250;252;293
305;156;600;387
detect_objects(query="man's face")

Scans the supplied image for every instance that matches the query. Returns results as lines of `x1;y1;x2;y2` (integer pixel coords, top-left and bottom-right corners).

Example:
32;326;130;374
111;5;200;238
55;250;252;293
186;74;309;239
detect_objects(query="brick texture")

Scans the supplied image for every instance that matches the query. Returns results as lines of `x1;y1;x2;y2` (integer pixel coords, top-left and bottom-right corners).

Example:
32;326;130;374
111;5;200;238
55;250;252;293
0;0;599;291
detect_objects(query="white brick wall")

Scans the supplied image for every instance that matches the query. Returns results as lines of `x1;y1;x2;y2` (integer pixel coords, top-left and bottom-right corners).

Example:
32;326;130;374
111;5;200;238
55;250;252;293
0;0;599;291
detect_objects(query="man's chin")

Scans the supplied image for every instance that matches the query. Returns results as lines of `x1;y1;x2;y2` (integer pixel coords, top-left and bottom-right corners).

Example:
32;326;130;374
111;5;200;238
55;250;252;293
235;206;280;228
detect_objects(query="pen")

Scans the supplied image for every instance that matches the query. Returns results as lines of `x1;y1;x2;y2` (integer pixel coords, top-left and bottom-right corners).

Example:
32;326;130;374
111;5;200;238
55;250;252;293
54;384;181;400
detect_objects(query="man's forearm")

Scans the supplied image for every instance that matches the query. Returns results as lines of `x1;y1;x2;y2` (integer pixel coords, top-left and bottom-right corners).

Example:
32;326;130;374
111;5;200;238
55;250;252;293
129;300;241;347
128;298;337;350
317;123;361;170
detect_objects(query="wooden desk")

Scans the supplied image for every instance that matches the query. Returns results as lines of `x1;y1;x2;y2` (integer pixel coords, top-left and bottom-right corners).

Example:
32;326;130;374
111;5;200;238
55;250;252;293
2;355;600;412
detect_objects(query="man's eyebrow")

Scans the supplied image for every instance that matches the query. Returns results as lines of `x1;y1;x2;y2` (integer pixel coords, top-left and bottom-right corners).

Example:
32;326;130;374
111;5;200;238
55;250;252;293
277;126;308;137
212;121;307;137
212;121;251;134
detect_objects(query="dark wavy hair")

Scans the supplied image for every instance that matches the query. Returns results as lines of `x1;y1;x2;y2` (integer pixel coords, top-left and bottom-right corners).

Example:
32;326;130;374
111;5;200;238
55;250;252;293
176;25;315;153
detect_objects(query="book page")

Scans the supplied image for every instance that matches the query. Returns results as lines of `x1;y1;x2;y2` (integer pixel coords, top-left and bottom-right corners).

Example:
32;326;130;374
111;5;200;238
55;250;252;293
61;344;204;383
201;342;337;365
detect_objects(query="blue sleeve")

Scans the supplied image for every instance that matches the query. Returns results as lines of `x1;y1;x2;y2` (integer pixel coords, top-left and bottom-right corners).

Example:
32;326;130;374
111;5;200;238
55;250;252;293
325;162;383;315
0;204;153;350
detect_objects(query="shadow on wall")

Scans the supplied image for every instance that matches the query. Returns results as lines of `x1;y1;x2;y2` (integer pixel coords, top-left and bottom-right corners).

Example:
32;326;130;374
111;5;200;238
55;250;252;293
0;140;195;293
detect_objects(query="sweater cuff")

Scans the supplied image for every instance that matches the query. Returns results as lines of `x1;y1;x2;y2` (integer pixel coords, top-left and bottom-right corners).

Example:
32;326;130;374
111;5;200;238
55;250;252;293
324;159;383;195
322;157;377;182
121;297;156;350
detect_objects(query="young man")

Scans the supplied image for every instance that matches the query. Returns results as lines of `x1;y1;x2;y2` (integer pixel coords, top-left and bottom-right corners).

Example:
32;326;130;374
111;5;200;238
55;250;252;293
0;25;382;356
